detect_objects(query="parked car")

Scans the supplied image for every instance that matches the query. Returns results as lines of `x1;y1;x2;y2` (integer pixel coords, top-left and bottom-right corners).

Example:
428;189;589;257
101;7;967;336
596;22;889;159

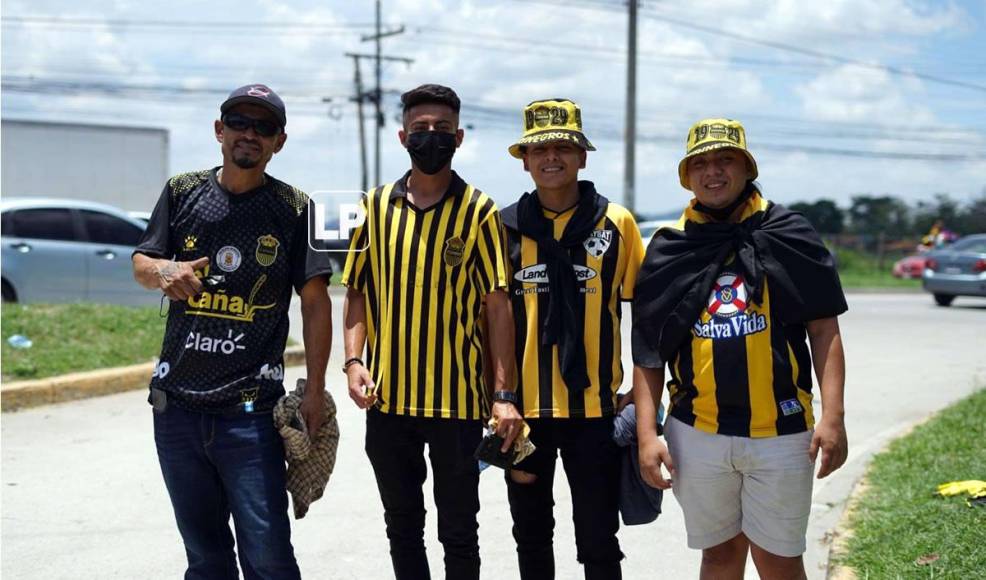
892;254;928;279
638;219;678;245
921;234;986;306
1;198;157;305
128;210;152;223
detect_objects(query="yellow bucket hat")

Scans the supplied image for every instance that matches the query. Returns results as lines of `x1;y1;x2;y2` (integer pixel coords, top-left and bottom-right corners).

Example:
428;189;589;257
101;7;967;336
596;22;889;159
508;98;596;159
678;118;758;190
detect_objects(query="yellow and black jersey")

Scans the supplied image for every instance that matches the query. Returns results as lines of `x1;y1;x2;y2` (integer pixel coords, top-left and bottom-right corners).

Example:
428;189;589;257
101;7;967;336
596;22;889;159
505;202;644;419
342;171;508;420
665;193;815;437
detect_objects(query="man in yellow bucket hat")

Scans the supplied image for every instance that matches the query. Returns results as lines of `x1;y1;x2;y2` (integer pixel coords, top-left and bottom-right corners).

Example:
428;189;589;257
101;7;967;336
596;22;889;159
631;118;850;579
499;98;646;579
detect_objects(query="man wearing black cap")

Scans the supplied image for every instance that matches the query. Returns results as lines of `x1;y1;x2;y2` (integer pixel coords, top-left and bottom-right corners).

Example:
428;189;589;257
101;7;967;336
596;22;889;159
132;84;333;579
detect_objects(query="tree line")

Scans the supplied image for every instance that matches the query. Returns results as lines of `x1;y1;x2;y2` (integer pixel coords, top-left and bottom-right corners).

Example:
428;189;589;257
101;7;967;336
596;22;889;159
788;191;986;237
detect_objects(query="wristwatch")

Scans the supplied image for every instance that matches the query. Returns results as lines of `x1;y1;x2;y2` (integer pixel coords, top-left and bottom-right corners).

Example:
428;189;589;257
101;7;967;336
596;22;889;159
492;390;518;406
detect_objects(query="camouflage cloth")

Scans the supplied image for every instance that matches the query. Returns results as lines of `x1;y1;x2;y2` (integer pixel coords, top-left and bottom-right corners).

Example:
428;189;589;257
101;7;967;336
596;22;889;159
273;378;340;519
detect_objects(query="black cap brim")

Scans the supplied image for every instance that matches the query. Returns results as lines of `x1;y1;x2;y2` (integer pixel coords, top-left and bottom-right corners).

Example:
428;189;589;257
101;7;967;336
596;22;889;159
220;96;286;128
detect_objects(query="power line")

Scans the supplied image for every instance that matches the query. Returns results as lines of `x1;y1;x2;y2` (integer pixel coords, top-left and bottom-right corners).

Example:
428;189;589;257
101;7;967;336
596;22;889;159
640;9;986;94
1;15;379;30
504;0;986;93
6;77;985;160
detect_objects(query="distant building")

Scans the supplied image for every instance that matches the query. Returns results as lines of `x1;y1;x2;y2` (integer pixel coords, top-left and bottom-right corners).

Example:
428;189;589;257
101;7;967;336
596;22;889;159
1;120;169;212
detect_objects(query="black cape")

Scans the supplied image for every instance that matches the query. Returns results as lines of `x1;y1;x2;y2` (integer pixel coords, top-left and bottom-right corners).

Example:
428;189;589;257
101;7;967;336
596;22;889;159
501;181;608;391
631;195;847;368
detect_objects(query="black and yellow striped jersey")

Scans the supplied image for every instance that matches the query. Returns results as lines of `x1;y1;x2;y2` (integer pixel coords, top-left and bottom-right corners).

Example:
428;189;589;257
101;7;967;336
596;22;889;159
505;202;644;418
341;171;508;420
665;192;815;437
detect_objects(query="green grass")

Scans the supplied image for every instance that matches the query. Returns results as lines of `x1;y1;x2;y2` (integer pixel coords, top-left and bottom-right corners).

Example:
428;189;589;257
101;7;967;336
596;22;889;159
834;248;922;289
1;303;165;381
837;388;986;578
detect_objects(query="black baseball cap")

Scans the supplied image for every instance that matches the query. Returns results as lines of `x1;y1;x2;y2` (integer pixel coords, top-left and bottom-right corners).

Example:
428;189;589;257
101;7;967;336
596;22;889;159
220;84;287;128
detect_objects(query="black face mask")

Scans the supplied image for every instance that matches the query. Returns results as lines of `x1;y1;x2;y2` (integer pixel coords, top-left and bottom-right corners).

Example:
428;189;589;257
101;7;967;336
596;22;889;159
405;131;457;175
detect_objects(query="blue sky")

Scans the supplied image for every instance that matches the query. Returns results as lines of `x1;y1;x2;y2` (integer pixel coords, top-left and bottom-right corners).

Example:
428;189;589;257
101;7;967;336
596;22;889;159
3;0;984;217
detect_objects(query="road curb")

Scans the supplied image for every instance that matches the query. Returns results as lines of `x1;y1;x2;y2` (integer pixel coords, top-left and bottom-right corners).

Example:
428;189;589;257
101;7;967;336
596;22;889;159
824;478;867;579
1;346;307;412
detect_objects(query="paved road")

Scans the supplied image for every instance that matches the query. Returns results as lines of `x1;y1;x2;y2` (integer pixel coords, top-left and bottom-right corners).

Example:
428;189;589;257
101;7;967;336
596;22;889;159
3;292;984;579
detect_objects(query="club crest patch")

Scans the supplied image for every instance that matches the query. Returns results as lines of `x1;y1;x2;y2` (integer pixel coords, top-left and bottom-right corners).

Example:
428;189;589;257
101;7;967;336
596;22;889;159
583;230;612;258
216;246;242;272
255;235;279;267
444;237;465;266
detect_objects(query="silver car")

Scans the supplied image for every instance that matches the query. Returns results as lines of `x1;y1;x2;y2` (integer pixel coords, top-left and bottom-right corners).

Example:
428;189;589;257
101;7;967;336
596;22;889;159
921;234;986;307
1;198;157;305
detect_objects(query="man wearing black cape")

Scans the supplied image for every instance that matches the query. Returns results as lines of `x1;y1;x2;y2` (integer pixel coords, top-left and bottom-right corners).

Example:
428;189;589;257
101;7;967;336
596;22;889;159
632;118;849;580
500;98;646;579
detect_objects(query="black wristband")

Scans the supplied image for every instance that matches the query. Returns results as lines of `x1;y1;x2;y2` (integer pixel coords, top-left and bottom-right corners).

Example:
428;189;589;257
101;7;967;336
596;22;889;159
342;357;364;373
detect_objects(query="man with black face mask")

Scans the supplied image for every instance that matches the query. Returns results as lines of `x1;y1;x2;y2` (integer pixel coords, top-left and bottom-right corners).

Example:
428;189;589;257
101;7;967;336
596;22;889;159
341;84;521;580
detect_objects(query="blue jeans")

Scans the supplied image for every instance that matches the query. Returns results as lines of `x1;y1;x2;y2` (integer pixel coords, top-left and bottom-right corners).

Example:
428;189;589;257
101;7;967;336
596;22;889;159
153;403;300;580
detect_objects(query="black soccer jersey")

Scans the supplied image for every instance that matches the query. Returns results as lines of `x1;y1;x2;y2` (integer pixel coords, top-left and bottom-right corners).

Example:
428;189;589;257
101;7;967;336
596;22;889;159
135;168;332;414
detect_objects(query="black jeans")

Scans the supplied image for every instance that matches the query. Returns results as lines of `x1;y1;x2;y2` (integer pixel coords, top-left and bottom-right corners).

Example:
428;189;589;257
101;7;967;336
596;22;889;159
505;417;623;580
365;409;483;580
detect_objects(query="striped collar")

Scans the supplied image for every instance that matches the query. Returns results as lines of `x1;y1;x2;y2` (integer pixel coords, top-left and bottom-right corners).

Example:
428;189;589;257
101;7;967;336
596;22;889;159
388;170;467;202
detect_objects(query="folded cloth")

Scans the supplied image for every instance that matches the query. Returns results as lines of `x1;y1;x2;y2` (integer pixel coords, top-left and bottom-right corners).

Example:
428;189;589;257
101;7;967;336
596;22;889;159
487;416;536;465
613;401;664;526
273;379;340;519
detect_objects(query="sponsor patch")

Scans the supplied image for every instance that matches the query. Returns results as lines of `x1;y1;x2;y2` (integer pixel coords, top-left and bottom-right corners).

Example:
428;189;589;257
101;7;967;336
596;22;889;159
779;398;804;416
186;274;275;322
513;263;598;284
707;272;748;318
151;361;170;379
256;363;284;381
216;246;242;273
185;329;247;355
183;235;198;252
693;271;767;339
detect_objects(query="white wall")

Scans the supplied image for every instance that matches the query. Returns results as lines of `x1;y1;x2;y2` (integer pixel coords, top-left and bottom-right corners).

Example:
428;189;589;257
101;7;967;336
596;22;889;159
1;120;169;212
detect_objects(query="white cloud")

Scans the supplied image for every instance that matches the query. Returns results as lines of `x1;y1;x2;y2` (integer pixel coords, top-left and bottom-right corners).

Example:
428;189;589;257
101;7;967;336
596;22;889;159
2;0;982;212
796;64;937;125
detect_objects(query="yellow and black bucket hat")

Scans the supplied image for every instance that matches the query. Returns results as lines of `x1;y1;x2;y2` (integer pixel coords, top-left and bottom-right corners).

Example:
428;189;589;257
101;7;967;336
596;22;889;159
508;98;596;159
678;118;758;190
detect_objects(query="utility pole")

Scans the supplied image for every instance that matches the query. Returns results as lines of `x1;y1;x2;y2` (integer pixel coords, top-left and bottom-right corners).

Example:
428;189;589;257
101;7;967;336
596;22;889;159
623;0;638;213
361;1;407;186
343;54;369;193
344;52;414;192
374;0;382;187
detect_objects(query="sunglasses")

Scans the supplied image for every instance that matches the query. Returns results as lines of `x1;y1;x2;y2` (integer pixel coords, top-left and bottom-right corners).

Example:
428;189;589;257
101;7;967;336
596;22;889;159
222;112;281;137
